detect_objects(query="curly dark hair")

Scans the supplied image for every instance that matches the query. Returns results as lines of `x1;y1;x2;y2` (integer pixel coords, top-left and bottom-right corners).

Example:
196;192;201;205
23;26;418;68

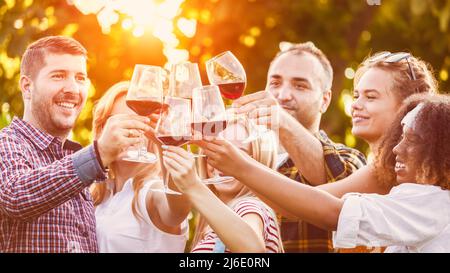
375;93;450;190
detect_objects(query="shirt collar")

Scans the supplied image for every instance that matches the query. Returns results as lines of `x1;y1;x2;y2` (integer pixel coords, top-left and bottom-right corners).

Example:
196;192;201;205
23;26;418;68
315;130;331;143
10;117;82;151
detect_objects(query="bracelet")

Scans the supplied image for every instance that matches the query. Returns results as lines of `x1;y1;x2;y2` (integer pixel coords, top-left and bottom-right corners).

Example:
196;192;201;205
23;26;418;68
93;140;108;172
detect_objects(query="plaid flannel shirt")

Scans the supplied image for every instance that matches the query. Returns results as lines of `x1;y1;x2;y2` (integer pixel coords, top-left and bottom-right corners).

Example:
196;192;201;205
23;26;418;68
277;130;366;253
0;117;107;252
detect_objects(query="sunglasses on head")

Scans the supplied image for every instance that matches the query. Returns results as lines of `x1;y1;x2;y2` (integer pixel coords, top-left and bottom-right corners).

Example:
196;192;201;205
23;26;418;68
367;51;417;81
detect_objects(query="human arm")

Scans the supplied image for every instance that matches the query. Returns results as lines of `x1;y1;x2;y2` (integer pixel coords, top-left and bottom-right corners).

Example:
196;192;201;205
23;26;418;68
162;145;266;252
0;114;150;220
317;165;391;198
0;135;105;221
196;139;344;230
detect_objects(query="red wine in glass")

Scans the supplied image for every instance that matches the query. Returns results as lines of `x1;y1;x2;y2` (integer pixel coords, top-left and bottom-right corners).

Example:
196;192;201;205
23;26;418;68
157;135;192;146
191;120;228;137
127;98;168;116
217;82;246;100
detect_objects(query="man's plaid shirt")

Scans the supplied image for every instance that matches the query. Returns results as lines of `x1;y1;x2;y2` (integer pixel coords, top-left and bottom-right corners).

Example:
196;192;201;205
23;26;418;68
277;130;366;253
0;118;106;252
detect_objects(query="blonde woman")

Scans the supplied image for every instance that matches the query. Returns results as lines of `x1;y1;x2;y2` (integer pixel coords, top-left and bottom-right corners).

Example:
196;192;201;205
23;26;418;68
162;116;283;253
91;81;191;253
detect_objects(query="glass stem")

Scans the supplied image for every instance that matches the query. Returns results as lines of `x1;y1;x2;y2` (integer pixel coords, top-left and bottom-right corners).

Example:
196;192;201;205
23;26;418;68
158;148;170;190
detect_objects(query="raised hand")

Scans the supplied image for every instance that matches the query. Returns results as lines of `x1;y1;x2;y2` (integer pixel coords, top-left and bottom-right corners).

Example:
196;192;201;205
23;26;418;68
194;137;252;177
97;114;151;167
161;145;201;193
232;90;282;131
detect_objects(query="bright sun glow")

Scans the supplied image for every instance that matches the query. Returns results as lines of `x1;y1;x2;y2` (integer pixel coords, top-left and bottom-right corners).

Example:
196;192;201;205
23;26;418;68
68;0;196;67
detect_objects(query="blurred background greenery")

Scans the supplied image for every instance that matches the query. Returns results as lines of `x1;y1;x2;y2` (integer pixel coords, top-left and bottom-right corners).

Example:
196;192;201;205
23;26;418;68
2;0;450;152
1;0;450;251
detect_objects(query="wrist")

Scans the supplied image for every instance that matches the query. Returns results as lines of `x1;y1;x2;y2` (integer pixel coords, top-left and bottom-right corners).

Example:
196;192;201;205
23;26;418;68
93;140;108;171
278;109;291;131
96;139;112;168
183;179;206;196
232;155;253;182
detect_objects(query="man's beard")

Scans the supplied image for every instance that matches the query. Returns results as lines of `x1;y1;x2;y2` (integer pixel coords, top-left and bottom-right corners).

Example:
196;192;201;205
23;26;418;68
30;94;80;137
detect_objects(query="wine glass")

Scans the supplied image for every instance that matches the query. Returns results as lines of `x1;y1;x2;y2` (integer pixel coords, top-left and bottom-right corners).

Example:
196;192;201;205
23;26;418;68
192;85;234;184
153;97;192;195
206;51;269;144
169;62;205;158
123;64;165;163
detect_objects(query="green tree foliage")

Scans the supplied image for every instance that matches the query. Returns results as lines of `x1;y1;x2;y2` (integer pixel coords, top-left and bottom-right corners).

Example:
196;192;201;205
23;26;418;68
1;0;449;154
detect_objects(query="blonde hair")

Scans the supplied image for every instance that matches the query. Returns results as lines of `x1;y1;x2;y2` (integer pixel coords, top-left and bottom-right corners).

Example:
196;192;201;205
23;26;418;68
90;81;160;221
191;116;281;251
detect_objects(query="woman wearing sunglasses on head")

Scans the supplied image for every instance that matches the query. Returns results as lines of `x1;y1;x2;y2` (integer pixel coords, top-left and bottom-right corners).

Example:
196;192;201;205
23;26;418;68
198;93;450;252
233;50;438;200
316;51;438;197
229;49;439;252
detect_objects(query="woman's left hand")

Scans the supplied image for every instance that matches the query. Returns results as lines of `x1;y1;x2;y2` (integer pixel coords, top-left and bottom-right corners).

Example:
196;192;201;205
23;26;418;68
162;145;201;193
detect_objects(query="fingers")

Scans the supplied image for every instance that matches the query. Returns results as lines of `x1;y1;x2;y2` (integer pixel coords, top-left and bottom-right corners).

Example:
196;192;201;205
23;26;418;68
194;139;224;152
112;114;151;124
119;119;152;132
163;155;185;174
162;145;190;157
231;90;267;108
232;91;277;115
254;116;272;127
247;106;272;119
126;128;143;138
120;135;142;149
162;146;192;167
148;113;159;129
234;102;258;115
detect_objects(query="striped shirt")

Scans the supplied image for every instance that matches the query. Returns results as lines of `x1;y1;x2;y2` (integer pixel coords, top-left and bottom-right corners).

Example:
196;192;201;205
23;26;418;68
0;117;107;252
277;130;366;253
191;198;282;253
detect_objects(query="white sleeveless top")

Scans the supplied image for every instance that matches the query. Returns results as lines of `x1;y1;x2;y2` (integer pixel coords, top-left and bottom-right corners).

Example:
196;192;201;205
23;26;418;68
95;178;188;253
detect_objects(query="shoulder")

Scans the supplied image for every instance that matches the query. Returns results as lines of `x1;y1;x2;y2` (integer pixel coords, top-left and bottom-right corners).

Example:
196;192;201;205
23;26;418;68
343;183;450;214
389;183;450;201
233;197;274;224
0;126;32;156
317;130;366;159
233;197;265;214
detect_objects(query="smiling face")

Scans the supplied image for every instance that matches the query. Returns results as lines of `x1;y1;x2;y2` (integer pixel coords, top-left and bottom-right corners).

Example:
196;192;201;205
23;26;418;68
24;53;89;137
266;52;330;130
351;68;400;146
392;124;421;184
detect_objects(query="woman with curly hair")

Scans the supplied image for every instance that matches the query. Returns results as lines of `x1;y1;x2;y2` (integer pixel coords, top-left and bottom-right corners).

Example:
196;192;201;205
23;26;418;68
198;93;449;252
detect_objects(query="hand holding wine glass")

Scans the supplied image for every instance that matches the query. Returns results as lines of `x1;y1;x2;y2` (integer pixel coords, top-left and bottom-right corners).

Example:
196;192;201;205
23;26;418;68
123;64;166;163
153;97;192;195
169;62;205;157
192;85;233;184
161;145;202;194
206;51;269;144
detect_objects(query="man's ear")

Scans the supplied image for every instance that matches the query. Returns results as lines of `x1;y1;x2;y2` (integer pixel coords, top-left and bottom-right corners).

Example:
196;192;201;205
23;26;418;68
19;75;32;100
321;89;332;114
